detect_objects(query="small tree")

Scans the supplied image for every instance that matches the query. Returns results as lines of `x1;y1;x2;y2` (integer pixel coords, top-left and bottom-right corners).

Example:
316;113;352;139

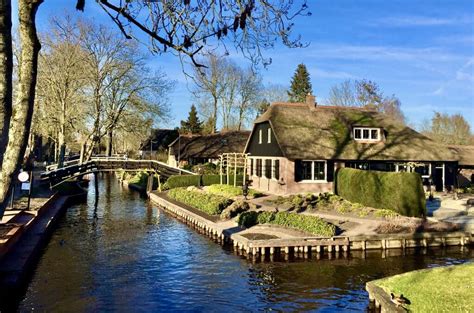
180;105;202;134
288;63;312;102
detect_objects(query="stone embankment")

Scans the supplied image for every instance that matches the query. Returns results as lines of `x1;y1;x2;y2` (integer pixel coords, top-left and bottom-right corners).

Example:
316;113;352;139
149;191;473;260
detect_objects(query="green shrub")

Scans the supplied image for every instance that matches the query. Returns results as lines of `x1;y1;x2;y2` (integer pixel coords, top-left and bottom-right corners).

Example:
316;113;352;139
128;171;149;187
238;211;259;228
206;184;263;198
166;175;201;189
336;168;426;217
237;211;336;237
192;163;219;175
167;188;232;215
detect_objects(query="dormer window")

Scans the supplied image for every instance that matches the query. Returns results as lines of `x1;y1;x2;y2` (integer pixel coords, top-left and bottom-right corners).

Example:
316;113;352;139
353;127;381;141
267;128;272;143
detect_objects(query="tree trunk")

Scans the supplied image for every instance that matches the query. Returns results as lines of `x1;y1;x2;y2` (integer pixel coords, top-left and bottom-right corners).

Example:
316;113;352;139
105;129;114;157
0;0;12;166
0;0;43;217
211;96;217;134
57;99;66;167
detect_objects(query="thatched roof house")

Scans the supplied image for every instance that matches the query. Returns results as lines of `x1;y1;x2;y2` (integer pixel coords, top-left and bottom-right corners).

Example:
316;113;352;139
245;95;459;195
168;131;250;167
140;129;179;152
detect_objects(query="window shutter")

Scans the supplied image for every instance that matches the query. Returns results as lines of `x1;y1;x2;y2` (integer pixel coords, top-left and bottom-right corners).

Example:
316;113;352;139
295;160;302;182
326;160;334;182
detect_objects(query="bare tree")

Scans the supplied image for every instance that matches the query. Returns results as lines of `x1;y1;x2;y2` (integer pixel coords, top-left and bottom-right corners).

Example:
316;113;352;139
325;79;406;124
193;53;227;133
423;112;472;145
92;0;309;67
34;16;88;167
236;67;262;130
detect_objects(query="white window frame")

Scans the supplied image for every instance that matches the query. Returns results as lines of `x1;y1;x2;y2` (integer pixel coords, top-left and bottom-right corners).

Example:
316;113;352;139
249;157;281;180
300;160;327;183
267;128;272;143
353;127;381;141
258;129;262;144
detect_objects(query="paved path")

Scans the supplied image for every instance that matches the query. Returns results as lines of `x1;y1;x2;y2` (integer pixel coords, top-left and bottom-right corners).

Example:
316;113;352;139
427;195;474;233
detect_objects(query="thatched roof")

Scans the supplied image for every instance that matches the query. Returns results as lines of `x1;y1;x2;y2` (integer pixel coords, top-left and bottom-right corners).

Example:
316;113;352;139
252;102;457;161
169;131;251;159
140;129;179;151
448;145;474;166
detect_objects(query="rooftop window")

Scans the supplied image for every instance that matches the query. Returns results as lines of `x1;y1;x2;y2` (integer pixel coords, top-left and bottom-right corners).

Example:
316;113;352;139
353;127;381;141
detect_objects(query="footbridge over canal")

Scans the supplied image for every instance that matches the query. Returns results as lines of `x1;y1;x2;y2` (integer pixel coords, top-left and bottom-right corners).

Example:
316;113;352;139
41;156;195;189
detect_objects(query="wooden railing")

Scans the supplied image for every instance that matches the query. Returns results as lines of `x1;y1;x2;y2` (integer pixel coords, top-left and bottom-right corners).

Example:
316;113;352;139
41;157;195;187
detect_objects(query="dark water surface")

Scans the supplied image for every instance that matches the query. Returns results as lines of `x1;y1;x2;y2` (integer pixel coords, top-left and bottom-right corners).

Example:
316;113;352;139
17;175;473;312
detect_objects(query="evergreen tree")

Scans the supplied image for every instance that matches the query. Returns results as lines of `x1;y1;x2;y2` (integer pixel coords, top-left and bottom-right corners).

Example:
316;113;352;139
288;63;313;102
180;105;202;134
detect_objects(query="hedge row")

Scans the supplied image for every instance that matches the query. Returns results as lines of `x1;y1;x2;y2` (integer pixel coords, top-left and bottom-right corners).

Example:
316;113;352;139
336;168;426;217
167;187;233;215
238;211;336;237
165;174;244;189
206;184;264;198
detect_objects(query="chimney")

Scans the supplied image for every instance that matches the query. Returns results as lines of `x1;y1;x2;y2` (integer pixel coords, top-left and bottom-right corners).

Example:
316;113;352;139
306;93;316;107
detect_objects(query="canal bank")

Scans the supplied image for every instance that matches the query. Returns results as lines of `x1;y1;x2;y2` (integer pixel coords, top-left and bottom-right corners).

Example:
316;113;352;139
9;175;474;312
148;191;473;259
0;191;77;309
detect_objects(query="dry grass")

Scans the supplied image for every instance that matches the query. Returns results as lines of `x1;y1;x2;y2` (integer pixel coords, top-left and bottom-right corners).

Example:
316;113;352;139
375;217;459;234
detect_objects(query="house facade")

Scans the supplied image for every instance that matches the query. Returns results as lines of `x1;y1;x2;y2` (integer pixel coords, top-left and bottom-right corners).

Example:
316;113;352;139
244;95;459;195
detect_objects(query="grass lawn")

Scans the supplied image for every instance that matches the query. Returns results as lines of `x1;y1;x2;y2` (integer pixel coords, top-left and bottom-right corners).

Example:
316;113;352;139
374;262;474;312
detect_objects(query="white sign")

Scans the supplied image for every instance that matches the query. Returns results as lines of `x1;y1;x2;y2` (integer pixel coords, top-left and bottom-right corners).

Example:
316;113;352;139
18;171;29;182
21;183;31;191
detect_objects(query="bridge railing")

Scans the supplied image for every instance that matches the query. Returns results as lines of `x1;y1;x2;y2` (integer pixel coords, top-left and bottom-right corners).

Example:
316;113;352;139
41;157;195;186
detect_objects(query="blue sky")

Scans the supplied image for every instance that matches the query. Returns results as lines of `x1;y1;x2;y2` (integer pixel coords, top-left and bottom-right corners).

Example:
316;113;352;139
24;0;474;130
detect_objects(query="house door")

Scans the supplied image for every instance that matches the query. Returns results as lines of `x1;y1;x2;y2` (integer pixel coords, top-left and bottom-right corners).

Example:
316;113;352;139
433;167;443;191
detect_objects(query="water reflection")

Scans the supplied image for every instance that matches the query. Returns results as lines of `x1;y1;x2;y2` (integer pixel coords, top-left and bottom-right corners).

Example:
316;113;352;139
15;174;473;312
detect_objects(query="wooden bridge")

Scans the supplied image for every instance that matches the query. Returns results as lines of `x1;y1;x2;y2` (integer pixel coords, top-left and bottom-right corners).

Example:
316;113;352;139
41;156;195;189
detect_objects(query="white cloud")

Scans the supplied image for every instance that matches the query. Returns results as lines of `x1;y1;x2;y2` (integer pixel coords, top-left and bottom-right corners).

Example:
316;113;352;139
370;15;472;27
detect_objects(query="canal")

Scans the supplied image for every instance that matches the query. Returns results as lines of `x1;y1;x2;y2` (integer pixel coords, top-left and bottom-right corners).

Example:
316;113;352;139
16;175;473;312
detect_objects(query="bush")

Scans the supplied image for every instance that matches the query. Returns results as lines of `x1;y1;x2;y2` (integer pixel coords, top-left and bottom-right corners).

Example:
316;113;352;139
165;174;245;189
167;188;232;215
192;163;219;175
237;211;259;228
206;184;263;198
166;175;201;189
220;200;250;219
336;168;426;217
237;211;336;237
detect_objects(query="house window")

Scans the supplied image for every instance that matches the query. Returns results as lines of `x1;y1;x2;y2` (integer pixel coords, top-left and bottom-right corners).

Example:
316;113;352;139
299;160;327;182
264;159;272;178
353;127;380;141
267;128;272;143
273;159;280;180
256;159;262;176
259;129;262;144
250;159;254;176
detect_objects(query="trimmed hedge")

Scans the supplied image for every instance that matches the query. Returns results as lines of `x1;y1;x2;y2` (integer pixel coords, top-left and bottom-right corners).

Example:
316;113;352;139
165;174;244;189
206;184;264;198
167;187;233;215
165;175;201;189
238;211;336;237
336;168;426;217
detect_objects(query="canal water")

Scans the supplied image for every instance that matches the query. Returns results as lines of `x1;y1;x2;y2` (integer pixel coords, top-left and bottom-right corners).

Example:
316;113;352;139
17;175;473;312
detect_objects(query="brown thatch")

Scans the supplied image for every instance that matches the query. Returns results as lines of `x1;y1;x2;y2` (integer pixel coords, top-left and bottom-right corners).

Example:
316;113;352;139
140;129;179;151
448;145;474;166
169;131;251;159
253;102;457;161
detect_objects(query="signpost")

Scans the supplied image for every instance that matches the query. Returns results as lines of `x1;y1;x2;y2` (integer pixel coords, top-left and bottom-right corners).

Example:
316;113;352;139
18;170;33;210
